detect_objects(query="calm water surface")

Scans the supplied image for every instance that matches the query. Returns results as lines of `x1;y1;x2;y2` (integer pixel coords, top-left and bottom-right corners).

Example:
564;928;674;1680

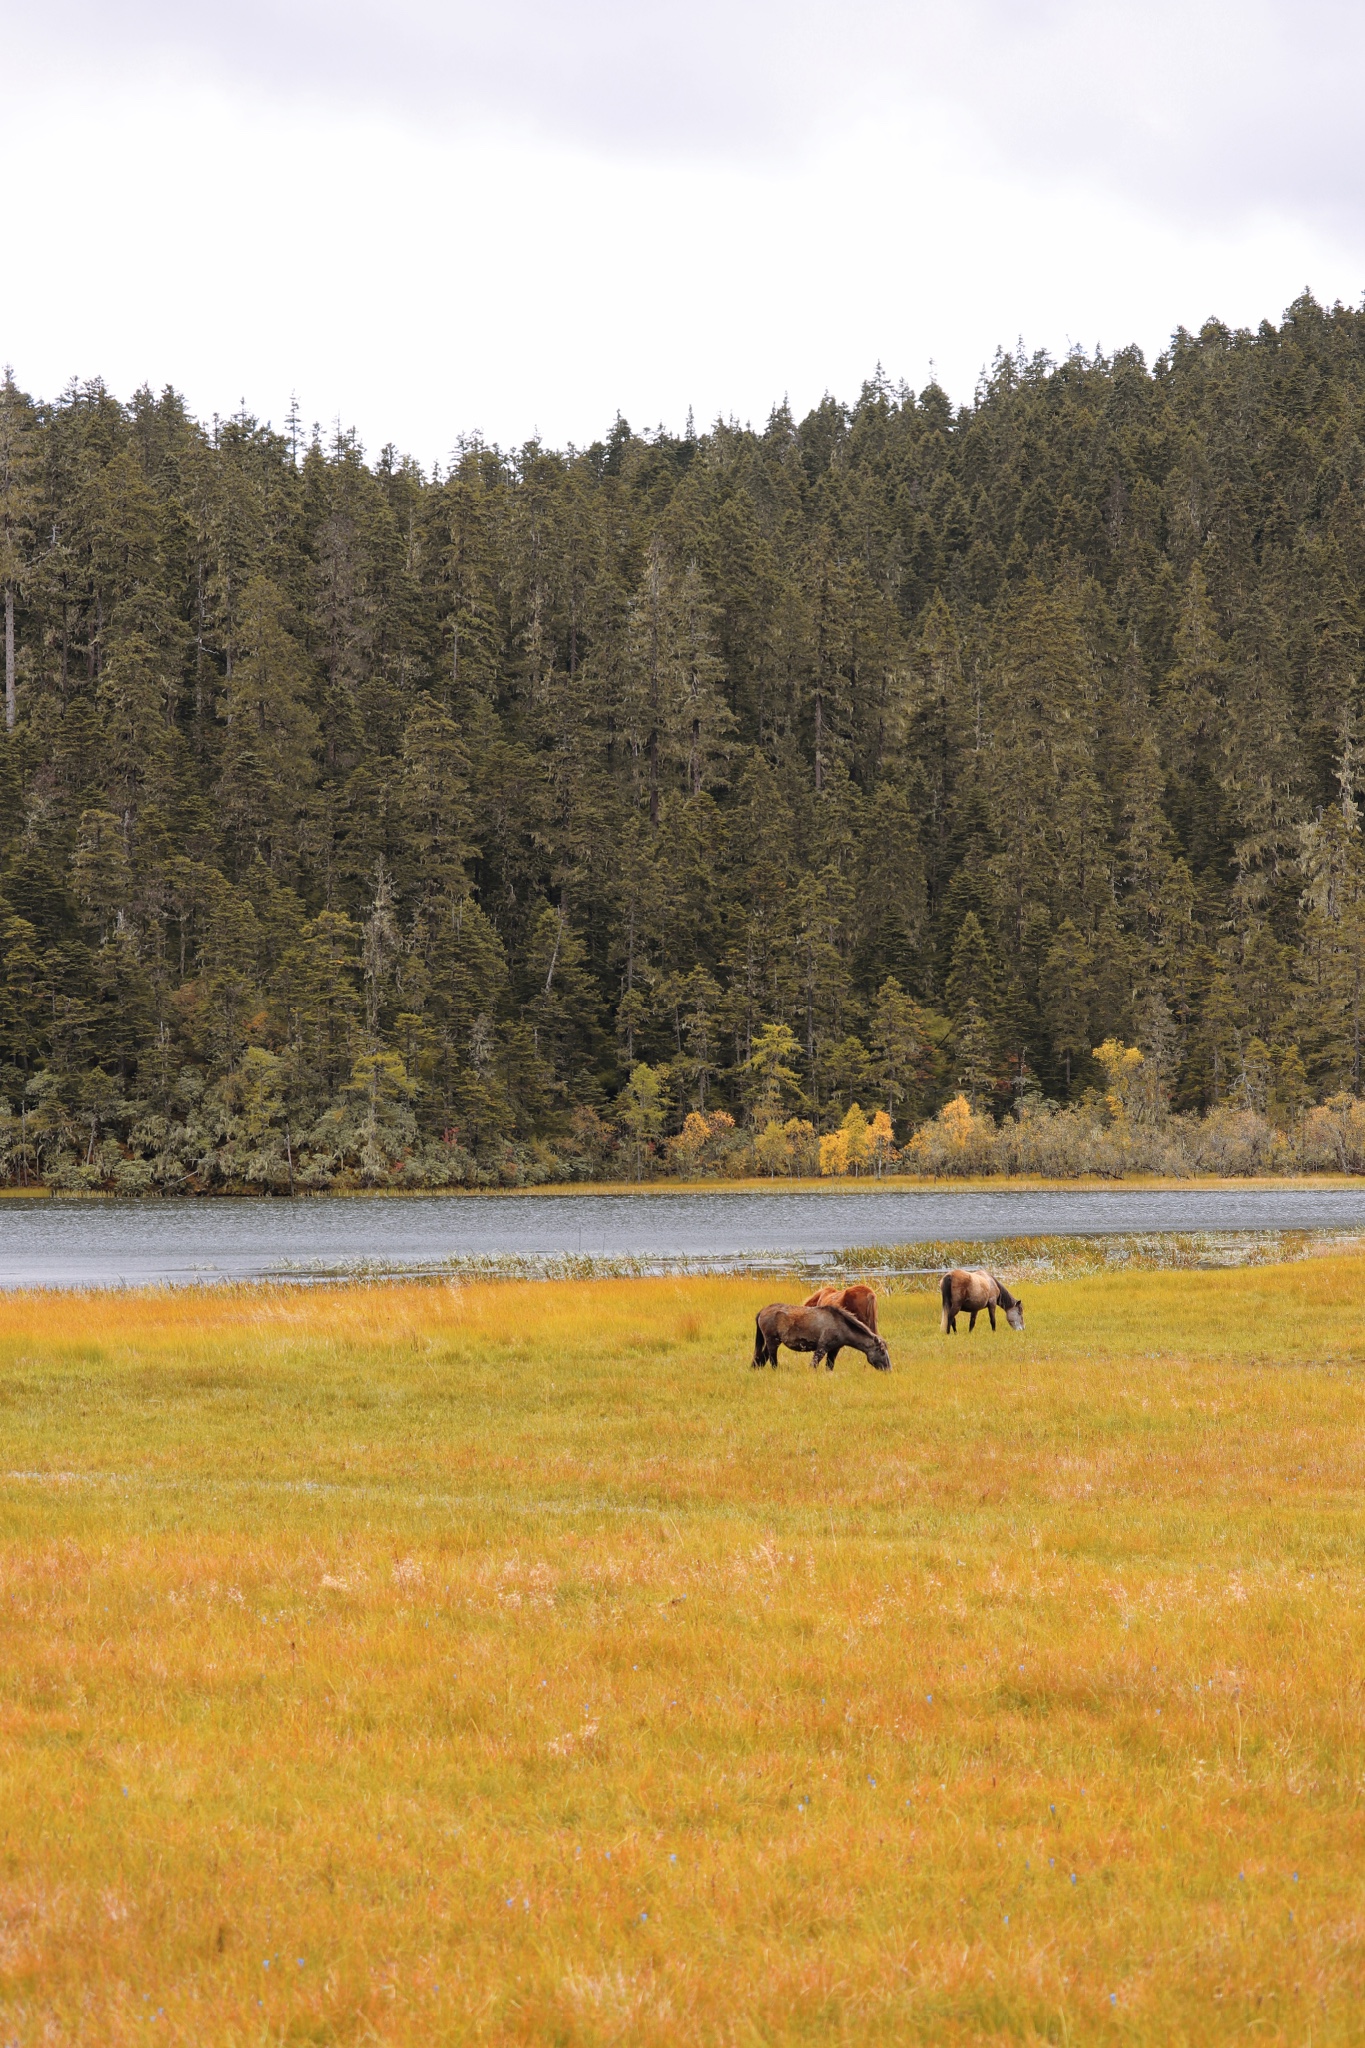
4;1186;1365;1288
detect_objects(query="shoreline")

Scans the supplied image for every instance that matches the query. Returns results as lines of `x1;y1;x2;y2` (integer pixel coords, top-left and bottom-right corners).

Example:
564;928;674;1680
5;1171;1365;1201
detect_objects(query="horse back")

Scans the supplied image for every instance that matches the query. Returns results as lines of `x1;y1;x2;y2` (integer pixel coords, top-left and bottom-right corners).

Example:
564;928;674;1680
945;1268;996;1310
758;1304;822;1349
803;1282;878;1334
761;1303;871;1351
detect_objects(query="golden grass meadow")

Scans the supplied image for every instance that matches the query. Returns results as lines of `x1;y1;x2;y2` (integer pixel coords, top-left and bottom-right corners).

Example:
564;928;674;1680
1;1261;1365;2044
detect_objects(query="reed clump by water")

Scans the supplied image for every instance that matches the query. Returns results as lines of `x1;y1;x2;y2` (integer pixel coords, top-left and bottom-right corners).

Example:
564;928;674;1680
422;1227;1365;1286
1;1262;1364;2042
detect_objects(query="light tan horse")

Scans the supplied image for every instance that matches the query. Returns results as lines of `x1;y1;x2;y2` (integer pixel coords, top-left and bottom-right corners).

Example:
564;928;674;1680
940;1268;1024;1335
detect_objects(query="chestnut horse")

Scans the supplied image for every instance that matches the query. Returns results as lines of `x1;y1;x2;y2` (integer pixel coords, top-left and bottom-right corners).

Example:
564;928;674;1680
940;1268;1024;1335
803;1282;878;1334
753;1303;892;1373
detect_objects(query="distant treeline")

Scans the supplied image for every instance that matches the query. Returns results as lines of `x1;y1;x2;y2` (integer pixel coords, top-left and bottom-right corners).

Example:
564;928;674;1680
5;295;1365;1190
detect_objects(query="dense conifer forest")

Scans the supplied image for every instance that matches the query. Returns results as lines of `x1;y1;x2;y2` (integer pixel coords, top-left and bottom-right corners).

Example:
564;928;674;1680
6;293;1365;1188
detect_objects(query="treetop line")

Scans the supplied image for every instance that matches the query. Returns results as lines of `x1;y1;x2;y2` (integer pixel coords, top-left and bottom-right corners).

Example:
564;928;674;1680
3;297;1365;1189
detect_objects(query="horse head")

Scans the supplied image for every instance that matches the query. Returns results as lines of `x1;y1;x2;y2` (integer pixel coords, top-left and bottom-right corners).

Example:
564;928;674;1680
1004;1296;1024;1331
868;1332;892;1371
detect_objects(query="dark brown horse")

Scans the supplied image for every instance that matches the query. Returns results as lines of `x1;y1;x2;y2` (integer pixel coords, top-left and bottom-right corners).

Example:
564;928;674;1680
940;1268;1024;1335
802;1282;878;1334
753;1303;892;1372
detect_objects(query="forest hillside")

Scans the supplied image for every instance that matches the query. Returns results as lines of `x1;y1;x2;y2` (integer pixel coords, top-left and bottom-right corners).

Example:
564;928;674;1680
5;295;1365;1187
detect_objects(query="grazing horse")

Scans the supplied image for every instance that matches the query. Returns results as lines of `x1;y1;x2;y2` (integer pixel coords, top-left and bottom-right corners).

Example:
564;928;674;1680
753;1303;892;1373
940;1268;1024;1335
803;1282;879;1334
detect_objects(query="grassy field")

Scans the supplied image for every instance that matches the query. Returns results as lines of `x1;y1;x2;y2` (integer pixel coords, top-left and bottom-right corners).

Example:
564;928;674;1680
1;1264;1364;2043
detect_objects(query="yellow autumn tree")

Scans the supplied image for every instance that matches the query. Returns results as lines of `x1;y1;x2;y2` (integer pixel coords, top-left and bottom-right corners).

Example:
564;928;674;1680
819;1128;850;1176
904;1093;998;1175
939;1095;977;1151
841;1102;870;1174
755;1119;791;1176
1093;1039;1147;1125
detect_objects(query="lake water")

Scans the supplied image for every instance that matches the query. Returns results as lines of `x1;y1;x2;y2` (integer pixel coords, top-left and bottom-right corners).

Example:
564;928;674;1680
3;1185;1365;1289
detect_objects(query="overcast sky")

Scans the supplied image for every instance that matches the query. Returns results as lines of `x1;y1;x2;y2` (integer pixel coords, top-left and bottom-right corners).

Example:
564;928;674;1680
2;0;1361;462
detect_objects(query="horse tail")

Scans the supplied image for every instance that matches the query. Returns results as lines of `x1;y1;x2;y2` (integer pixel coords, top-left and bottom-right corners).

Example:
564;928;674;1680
752;1314;764;1368
940;1271;952;1334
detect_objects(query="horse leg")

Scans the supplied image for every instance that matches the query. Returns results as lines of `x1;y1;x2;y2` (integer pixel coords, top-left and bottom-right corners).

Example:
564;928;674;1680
988;1303;997;1331
946;1309;956;1334
826;1345;839;1372
968;1309;978;1331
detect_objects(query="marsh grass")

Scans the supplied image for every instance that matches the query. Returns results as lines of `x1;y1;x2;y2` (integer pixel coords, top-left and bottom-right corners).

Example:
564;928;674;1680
1;1264;1365;2041
830;1228;1365;1288
273;1227;1365;1287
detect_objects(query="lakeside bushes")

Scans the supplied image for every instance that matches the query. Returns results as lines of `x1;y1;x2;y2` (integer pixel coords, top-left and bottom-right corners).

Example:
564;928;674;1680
7;1052;1365;1189
655;1088;1365;1182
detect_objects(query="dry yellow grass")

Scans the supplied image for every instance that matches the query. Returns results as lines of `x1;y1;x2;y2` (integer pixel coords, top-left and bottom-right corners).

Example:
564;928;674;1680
1;1261;1364;2042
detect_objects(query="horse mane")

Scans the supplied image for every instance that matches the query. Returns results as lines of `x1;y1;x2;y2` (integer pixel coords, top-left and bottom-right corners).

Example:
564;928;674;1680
826;1303;877;1340
994;1280;1017;1310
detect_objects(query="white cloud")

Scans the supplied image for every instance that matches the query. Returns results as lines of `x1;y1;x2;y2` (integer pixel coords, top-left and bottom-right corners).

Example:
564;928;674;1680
17;0;1365;217
0;1;1360;458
